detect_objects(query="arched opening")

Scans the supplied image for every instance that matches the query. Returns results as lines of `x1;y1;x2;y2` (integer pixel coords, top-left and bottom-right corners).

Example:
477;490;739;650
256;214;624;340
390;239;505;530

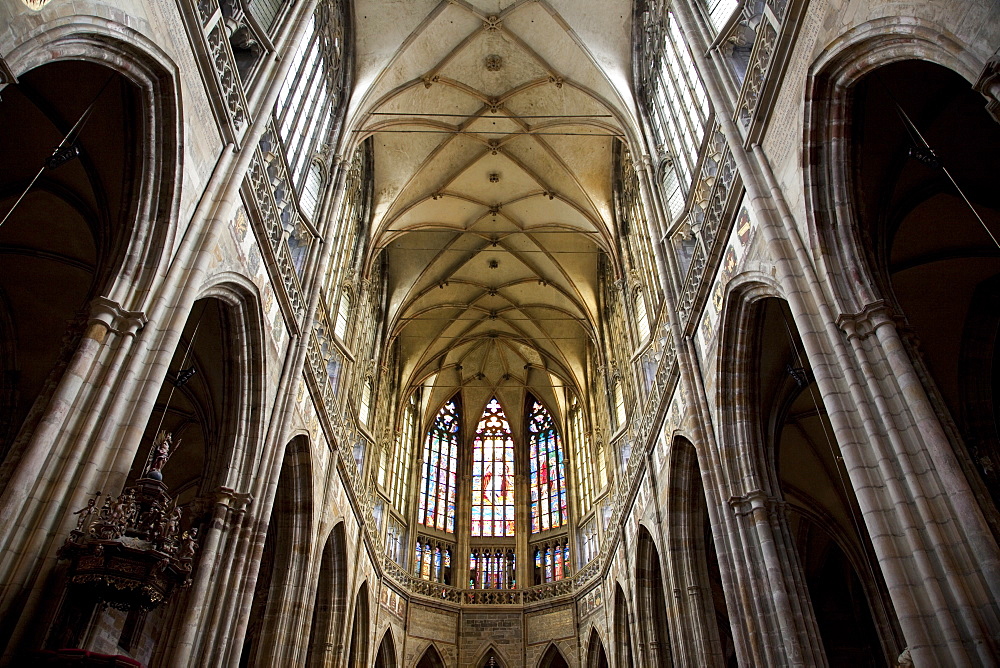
635;527;672;666
538;643;570;668
373;629;397;668
665;437;736;667
755;297;898;665
847;60;1000;528
307;522;348;667
239;436;313;666
0;61;143;481
613;585;634;668
415;643;446;668
43;293;261;662
345;582;369;668
586;629;610;668
478;646;506;667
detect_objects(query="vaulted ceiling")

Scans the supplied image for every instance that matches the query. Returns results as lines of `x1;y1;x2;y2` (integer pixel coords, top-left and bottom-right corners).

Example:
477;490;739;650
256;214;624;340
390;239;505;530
349;0;638;426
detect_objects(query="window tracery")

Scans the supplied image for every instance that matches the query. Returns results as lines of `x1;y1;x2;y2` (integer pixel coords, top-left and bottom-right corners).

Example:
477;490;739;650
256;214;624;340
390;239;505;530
528;399;567;533
418;398;459;533
471;398;516;538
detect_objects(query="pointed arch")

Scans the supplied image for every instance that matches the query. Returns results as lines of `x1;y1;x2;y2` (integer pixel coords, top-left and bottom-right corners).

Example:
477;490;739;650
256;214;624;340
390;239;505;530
471;397;516;537
418;394;460;532
586;628;610;668
635;526;673;667
665;436;736;667
374;628;398;668
306;522;349;667
473;644;509;668
527;395;567;533
240;435;313;666
537;642;570;668
346;581;370;668
613;585;635;668
415;643;446;668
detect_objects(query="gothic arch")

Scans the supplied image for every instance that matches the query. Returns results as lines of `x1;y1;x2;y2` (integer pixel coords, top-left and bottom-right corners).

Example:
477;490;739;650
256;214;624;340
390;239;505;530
536;642;570;668
239;435;313;666
472;643;509;668
307;522;349;667
0;29;180;486
345;581;370;668
1;18;181;303
716;277;786;493
415;643;447;668
805;15;1000;546
634;526;672;667
663;436;736;668
586;628;610;668
374;628;398;668
613;584;635;668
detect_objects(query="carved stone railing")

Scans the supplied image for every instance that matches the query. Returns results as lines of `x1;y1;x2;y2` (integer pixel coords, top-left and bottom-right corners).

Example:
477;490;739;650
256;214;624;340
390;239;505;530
677;129;739;326
197;0;249;135
729;0;797;136
244;152;307;325
257;122;316;277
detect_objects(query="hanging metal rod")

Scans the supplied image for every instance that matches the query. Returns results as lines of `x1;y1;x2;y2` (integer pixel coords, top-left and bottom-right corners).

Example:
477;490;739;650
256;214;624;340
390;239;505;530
355;129;624;137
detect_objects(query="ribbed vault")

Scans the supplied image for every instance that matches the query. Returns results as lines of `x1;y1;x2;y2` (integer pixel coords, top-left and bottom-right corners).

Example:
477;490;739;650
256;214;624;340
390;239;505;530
350;0;636;424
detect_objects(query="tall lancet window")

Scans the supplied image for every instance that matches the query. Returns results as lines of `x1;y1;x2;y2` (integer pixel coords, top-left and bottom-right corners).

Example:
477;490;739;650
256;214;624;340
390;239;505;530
418;398;459;532
529;399;567;532
471;398;516;537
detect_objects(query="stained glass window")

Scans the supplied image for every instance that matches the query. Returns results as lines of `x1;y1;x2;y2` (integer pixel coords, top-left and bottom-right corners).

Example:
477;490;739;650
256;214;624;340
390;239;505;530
414;539;452;584
469;548;516;589
528;399;567;533
418;398;459;532
533;541;570;583
471;398;516;537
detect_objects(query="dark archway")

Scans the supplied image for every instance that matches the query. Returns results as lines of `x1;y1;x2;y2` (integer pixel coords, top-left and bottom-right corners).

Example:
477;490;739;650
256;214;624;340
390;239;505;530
635;527;672;666
307;522;349;667
613;585;634;668
416;643;446;668
240;436;313;666
586;629;610;668
849;60;1000;528
374;629;397;668
757;298;898;666
538;643;570;668
0;62;143;481
345;582;370;668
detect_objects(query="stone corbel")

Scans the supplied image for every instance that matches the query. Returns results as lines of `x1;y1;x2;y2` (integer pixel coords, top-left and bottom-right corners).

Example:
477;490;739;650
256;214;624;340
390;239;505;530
974;49;1000;125
87;297;147;341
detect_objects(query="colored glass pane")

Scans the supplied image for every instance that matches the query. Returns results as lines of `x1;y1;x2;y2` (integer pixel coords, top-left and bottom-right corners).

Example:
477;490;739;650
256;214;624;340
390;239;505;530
528;399;567;533
418;398;460;533
471;398;515;537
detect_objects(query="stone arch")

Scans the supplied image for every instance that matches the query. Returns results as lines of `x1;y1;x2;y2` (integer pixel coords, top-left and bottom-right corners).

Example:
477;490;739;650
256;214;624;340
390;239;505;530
537;642;569;668
0;24;180;488
1;17;181;302
472;643;509;668
374;628;397;668
586;628;609;668
634;526;672;667
663;436;736;668
345;581;370;668
415;642;447;668
752;296;898;663
807;30;1000;530
239;435;313;666
716;277;786;493
307;522;349;667
613;584;634;668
